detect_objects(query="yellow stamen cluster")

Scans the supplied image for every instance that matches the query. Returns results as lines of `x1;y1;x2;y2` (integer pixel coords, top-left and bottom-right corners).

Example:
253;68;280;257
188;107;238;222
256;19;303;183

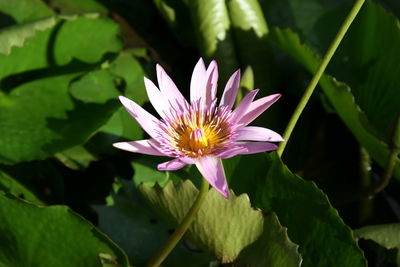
166;106;232;157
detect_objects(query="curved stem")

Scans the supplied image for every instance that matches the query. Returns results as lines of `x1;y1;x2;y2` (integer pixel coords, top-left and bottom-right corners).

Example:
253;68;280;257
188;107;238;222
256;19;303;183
146;178;209;267
277;0;366;157
364;115;400;196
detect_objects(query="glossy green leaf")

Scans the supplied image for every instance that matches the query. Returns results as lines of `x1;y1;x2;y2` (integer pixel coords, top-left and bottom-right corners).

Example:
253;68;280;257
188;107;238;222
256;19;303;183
0;16;56;55
52;15;121;65
226;152;366;267
100;51;148;141
139;180;302;265
69;70;120;104
0;170;43;205
0;0;54;24
355;223;400;249
55;145;97;170
0;160;64;204
94;179;213;266
132;156;170;186
46;0;108;15
0;15;122;79
270;27;400;179
189;0;238;81
0;192;129;266
235;213;302;267
0;74;118;164
0;15;123;164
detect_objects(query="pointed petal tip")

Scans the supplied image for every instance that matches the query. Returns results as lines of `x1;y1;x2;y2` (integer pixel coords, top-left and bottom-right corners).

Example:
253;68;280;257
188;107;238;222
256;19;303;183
272;93;282;99
222;189;230;198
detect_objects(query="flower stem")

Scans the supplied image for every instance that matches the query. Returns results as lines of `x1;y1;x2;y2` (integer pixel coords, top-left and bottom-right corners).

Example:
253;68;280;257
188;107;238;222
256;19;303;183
364;115;400;196
146;178;209;267
277;0;366;157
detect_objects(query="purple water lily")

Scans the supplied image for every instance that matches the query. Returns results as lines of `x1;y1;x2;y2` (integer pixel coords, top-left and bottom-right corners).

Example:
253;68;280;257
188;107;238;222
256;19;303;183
114;58;283;198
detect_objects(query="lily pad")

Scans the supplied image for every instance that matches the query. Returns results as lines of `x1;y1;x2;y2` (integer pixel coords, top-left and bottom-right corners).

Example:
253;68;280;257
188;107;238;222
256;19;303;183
139;179;301;265
0;191;129;267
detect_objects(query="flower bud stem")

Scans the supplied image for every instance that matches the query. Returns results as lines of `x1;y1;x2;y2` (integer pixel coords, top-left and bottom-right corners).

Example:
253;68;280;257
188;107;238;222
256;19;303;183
278;0;366;157
146;178;209;267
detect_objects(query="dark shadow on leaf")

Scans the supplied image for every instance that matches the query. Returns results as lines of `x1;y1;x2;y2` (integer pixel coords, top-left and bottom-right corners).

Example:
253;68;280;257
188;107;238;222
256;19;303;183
42;97;119;155
0;12;16;29
0;53;117;93
0;160;64;204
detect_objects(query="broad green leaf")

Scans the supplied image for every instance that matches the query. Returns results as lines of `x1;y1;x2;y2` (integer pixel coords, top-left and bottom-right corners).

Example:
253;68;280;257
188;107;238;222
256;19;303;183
100;51;148;141
69;70;120;104
226;152;366;266
55;145;97;170
0;192;129;266
0;160;64;204
0;74;118;164
94;179;213;266
189;0;238;81
52;16;121;65
270;27;400;179
46;0;108;15
227;0;276;91
355;223;400;249
235;213;302;267
0;0;54;24
132;156;170;186
0;15;123;164
0;170;43;205
0;16;56;55
0;15;122;79
139;180;301;265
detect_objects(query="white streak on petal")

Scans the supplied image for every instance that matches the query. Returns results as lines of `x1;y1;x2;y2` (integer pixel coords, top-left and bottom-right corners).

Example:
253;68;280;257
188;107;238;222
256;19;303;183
220;70;240;109
190;58;207;103
144;77;168;118
235;126;284;142
236;142;278;154
205;60;218;106
113;140;166;156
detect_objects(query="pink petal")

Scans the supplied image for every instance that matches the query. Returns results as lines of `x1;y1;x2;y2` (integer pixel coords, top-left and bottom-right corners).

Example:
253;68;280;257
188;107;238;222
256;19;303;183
237;94;281;126
143;77;169;118
220;70;240;109
156;64;189;107
190;58;207;103
232;89;259;123
235;126;284;142
118;96;160;140
216;146;248;159
237;142;278;155
113;139;166;156
179;157;196;165
158;159;187;171
205;60;218;105
195;156;229;198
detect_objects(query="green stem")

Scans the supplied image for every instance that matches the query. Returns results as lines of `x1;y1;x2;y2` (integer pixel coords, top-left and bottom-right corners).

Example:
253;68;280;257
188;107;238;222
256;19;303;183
277;0;366;157
365;115;400;196
146;178;209;267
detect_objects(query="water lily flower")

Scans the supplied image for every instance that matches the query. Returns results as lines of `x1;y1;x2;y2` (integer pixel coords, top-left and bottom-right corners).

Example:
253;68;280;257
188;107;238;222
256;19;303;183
113;59;283;198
